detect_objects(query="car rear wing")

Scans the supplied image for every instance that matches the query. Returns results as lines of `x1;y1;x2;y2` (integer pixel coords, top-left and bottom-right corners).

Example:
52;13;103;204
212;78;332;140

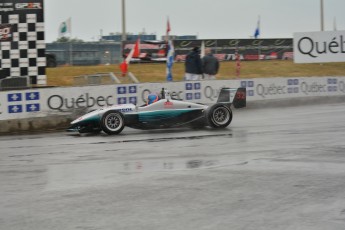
217;87;246;109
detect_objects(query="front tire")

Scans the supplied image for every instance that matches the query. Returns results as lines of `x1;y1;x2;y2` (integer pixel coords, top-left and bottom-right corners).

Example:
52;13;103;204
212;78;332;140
207;104;232;128
101;111;125;135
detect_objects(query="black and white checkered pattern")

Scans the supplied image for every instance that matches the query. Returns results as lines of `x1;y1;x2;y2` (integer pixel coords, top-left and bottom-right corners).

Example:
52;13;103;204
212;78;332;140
0;11;46;85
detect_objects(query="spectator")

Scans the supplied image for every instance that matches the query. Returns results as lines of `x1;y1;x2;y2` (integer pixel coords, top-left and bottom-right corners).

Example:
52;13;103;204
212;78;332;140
184;47;203;81
202;48;219;80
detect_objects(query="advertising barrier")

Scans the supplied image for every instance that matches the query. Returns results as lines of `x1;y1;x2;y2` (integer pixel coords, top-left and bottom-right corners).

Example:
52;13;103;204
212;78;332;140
0;76;345;121
123;39;293;63
294;30;345;63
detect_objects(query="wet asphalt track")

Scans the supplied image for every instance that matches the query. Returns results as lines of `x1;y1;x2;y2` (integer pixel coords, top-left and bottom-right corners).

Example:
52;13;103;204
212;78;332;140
1;102;345;230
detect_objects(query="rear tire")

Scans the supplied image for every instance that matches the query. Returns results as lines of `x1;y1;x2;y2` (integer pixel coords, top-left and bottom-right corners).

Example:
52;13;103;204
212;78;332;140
101;111;125;135
207;104;232;128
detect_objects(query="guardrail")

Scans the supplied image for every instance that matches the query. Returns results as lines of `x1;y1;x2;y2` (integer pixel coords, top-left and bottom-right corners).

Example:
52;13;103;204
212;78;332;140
73;72;139;86
0;76;30;91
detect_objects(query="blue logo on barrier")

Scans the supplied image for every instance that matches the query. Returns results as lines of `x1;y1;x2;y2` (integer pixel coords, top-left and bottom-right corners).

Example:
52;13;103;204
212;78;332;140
287;79;299;94
117;87;127;94
186;93;193;100
186;83;193;90
129;97;137;104
26;104;40;112
7;91;40;113
288;79;299;85
25;92;40;101
118;97;127;104
288;87;299;94
241;81;254;96
8;105;23;113
129;86;137;94
328;86;337;92
326;78;338;92
241;81;254;88
185;83;201;99
195;92;201;99
241;81;254;87
328;78;337;84
7;93;22;102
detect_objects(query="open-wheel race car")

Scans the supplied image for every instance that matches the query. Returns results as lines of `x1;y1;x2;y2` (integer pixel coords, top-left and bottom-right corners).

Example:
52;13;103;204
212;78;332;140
67;87;246;135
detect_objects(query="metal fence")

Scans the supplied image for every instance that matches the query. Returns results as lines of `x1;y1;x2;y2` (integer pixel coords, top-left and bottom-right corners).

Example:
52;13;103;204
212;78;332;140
0;76;30;91
73;72;139;86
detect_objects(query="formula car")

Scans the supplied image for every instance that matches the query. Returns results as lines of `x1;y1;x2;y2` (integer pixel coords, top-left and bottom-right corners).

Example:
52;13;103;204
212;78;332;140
67;87;246;135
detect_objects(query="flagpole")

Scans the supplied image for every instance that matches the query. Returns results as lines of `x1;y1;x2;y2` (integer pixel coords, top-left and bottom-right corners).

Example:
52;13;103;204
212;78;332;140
69;18;73;66
122;0;126;41
320;0;324;31
70;40;73;66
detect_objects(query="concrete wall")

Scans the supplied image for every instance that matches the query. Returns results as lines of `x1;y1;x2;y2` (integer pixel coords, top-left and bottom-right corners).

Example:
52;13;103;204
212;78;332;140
1;77;344;133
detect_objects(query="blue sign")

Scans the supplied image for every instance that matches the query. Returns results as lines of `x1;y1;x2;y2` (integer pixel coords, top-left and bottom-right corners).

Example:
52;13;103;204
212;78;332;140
8;105;23;113
118;97;127;104
26;104;40;112
328;86;337;92
128;86;137;94
328;78;337;84
129;97;137;104
288;79;299;85
117;87;127;94
194;83;201;90
25;92;40;101
194;92;201;99
241;81;254;88
185;83;193;90
7;93;22;102
186;93;193;100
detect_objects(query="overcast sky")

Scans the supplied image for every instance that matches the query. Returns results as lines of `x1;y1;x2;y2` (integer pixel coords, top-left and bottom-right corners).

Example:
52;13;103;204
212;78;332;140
45;0;345;42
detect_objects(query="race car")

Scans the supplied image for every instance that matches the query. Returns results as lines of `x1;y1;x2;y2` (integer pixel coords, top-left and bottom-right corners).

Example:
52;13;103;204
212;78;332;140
67;87;246;135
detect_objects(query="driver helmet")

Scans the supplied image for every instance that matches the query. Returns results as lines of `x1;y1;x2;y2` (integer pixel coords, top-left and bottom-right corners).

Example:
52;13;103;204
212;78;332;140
147;93;160;105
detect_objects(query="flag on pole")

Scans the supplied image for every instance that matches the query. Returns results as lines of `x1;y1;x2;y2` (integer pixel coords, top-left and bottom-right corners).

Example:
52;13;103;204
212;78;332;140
235;49;241;78
120;38;140;76
59;17;71;37
166;40;174;81
254;16;260;39
200;40;205;58
166;17;171;42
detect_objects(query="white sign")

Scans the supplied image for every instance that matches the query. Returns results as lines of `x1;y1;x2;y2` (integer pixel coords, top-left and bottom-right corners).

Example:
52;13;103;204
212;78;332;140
293;30;345;63
1;77;345;121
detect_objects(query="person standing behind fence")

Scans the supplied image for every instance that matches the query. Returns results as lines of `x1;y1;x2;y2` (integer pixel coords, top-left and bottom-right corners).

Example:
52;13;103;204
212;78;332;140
202;48;219;80
184;47;203;81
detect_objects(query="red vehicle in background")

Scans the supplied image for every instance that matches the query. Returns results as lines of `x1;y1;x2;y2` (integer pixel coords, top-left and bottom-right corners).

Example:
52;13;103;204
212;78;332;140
122;40;167;63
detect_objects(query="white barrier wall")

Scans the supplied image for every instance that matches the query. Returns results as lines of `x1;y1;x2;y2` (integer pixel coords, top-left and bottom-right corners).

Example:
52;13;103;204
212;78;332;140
0;76;345;121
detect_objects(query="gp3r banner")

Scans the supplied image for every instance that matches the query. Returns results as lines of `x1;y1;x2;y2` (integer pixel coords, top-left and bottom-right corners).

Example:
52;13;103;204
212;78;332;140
0;0;46;85
294;30;345;63
0;23;12;41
